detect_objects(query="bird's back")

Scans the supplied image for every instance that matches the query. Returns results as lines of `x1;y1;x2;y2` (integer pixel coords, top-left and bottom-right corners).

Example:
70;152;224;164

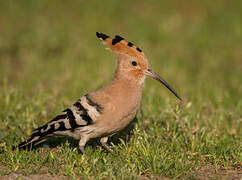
16;78;142;149
14;32;180;153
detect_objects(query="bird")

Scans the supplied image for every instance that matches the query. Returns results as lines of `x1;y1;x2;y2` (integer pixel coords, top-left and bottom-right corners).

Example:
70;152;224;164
14;32;181;154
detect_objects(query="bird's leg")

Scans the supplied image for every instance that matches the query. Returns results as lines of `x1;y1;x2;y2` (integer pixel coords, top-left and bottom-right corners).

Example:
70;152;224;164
79;136;88;154
100;136;113;153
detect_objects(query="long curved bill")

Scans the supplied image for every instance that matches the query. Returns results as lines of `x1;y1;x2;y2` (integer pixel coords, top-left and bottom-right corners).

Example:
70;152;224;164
144;69;182;100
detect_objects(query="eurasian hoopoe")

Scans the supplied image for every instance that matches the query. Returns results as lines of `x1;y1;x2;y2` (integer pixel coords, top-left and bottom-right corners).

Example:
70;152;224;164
14;32;181;154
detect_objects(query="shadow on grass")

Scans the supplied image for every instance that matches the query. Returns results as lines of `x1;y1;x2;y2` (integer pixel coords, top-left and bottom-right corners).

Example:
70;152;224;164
31;116;138;153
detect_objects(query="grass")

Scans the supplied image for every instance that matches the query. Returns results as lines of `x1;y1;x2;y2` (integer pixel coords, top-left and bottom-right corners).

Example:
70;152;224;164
0;0;241;179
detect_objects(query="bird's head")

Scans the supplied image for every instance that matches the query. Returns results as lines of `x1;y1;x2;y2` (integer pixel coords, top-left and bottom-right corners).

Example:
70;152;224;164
96;32;181;100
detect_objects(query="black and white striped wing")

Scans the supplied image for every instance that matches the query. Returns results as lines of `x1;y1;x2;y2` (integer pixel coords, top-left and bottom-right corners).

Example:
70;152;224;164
16;94;103;149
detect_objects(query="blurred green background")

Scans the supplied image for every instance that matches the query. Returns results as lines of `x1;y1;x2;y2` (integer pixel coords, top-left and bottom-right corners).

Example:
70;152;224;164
0;0;241;105
0;0;241;178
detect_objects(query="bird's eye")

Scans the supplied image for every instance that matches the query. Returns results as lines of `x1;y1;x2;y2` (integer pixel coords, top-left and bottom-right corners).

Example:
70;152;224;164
131;61;137;66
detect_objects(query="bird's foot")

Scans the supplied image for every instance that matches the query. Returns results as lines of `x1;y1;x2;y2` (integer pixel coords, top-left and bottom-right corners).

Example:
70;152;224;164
79;146;86;154
100;136;114;153
101;143;114;153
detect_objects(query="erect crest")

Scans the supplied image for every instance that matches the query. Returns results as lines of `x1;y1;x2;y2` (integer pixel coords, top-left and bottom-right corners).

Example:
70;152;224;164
96;32;146;59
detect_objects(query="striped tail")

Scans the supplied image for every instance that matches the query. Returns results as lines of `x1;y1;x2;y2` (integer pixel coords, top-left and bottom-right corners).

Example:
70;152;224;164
13;118;59;150
13;109;72;150
13;135;47;150
13;137;44;150
13;94;101;150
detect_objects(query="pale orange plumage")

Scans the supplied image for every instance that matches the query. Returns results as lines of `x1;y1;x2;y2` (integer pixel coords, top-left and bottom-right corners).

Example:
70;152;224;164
14;32;181;154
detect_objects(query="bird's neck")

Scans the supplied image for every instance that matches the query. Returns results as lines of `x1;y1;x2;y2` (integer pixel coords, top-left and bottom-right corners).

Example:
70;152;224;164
91;71;144;112
107;76;143;110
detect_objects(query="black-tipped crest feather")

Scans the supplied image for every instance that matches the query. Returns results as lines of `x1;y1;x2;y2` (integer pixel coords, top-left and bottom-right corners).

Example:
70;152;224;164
96;32;109;40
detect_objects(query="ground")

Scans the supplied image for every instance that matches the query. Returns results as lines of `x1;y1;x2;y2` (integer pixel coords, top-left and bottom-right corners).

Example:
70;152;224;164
0;0;241;179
